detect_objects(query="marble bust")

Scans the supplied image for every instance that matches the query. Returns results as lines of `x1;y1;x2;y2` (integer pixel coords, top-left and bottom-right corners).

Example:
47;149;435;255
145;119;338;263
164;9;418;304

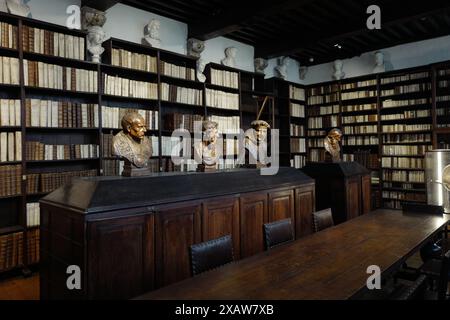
187;38;205;58
373;51;386;73
142;19;161;48
324;128;342;163
254;58;268;74
332;59;345;80
246;119;270;168
196;58;206;83
87;25;106;63
275;57;289;80
221;47;237;68
112;111;153;176
194;120;221;171
6;0;30;17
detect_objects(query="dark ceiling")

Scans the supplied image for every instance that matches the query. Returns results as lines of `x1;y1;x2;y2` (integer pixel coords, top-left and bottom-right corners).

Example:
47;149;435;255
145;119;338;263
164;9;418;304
83;0;450;66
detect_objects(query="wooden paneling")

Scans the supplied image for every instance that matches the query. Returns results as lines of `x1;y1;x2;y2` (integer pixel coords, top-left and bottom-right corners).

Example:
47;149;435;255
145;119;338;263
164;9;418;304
87;215;154;299
239;192;268;258
155;203;201;287
268;189;294;223
346;178;360;220
361;175;371;215
295;185;315;238
202;196;240;259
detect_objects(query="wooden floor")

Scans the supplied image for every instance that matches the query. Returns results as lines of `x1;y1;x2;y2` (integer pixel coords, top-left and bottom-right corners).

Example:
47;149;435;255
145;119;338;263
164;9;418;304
0;273;39;300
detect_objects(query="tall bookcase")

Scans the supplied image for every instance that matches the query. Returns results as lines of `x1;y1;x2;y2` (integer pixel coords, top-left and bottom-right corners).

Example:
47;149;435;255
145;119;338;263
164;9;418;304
433;62;450;149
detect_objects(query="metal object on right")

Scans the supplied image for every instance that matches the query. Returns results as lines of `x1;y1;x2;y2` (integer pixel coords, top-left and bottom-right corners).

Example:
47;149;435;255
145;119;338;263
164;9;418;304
425;150;450;213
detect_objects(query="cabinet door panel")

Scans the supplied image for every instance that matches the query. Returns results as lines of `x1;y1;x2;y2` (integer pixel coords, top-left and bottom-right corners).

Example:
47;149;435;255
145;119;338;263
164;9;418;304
155;203;201;288
346;178;360;220
240;193;268;258
269;189;294;224
361;175;371;214
295;186;315;238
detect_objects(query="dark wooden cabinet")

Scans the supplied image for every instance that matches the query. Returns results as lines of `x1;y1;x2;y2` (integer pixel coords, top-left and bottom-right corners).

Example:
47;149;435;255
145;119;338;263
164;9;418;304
202;196;240;259
40;168;315;299
361;175;371;214
155;203;201;287
88;215;154;299
346;177;361;220
240;192;268;258
295;186;315;238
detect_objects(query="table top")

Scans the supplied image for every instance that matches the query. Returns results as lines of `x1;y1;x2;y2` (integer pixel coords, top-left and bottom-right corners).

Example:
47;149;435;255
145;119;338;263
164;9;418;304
136;209;450;300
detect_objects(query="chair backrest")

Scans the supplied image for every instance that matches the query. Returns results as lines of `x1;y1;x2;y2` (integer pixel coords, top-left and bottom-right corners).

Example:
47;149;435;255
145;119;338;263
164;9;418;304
393;275;428;300
312;208;334;232
190;235;233;276
437;249;450;300
263;218;294;249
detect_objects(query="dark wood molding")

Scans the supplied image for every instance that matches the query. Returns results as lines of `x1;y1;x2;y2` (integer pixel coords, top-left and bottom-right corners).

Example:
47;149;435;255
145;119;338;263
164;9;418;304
81;0;120;12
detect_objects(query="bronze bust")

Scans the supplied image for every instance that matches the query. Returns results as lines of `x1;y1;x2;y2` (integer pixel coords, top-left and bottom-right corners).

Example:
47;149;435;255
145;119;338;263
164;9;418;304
194;120;221;172
245;119;270;168
324;128;342;163
112;111;153;176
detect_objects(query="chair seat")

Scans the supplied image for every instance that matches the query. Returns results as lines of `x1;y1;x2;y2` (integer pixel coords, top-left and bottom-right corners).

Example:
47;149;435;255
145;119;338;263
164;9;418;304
190;235;234;276
421;258;450;278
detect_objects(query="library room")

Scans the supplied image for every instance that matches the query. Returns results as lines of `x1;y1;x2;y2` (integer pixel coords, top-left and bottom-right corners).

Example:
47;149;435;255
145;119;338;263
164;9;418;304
0;0;449;308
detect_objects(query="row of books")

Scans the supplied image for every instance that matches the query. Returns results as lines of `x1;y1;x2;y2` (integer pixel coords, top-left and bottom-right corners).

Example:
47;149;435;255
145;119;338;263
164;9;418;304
438;80;450;88
380;83;431;97
308;149;326;162
307;115;339;129
26;99;99;128
22;26;85;60
161;82;203;106
205;88;239;110
383;182;421;190
0;99;20;127
289;86;305;101
290;155;306;169
290;124;304;136
101;106;159;130
290;103;305;118
341;79;377;89
0;56;19;84
380;71;429;84
381;157;423;169
380;109;430;121
342;103;377;113
307;104;339;116
307;129;326;136
27;229;40;265
384;200;403;209
25;142;99;161
436;107;450;116
0;131;21;162
437;95;450;102
438;69;450;76
343;151;379;169
161;136;184;157
290;138;306;153
342;114;378;124
381;124;432;132
164;113;203;132
307;93;339;105
0;164;21;197
382;133;431;143
0;22;17;49
382;144;432;156
0;232;23;272
307;138;324;148
307;84;339;96
208;115;240;134
26;169;97;194
111;48;157;72
104;74;157;99
341;90;376;101
342;136;379;145
24;60;97;92
382;98;428;108
103;159;123;176
26;202;40;227
343;125;377;134
209;68;239;89
160;61;195;81
382;170;424;183
382;191;426;202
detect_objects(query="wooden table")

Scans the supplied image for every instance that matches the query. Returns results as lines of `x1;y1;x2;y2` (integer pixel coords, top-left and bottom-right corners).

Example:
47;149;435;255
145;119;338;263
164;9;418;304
136;209;450;300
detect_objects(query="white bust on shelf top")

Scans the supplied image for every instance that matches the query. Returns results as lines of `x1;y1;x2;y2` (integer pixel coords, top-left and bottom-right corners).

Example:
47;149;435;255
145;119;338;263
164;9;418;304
87;25;107;63
254;58;268;74
6;0;30;17
0;0;7;13
332;59;345;80
143;19;161;48
275;56;289;80
373;51;386;73
196;59;206;83
221;47;237;67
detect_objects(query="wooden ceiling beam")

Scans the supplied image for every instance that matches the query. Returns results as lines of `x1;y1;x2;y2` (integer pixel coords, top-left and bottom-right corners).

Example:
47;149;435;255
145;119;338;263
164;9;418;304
81;0;120;11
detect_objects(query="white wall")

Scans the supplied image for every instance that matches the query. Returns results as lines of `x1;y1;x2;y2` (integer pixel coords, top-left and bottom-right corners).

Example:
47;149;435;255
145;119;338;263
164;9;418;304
24;1;450;85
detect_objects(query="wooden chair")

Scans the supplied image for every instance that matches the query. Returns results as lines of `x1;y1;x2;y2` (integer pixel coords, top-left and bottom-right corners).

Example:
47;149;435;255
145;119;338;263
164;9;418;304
190;235;234;276
263;218;294;249
420;249;450;300
312;208;334;232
